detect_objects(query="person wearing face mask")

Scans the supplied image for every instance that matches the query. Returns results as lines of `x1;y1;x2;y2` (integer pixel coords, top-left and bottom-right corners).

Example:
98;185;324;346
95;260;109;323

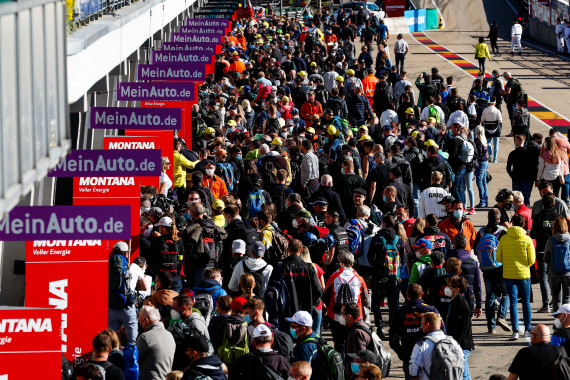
444;276;474;380
346;350;378;380
137;306;177;380
551;304;570;352
286;311;318;364
493;189;515;228
228;241;273;295
169;293;214;371
202;160;229;200
289;209;320;241
438;200;476;252
532;180;570;219
380;186;399;217
181;334;226;380
397;205;416;237
409;239;433;284
228;324;291;380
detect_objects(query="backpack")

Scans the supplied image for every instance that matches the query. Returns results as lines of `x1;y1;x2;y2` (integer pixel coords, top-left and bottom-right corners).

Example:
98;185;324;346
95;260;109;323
550;237;570;275
303;337;344;380
122;344;139;380
346;219;364;258
329;98;347;119
200;222;220;267
265;117;281;134
378;236;401;279
108;254;134;310
315;87;329;105
442;157;456;183
457;137;475;164
422;335;464;380
244;225;261;254
255;352;285;380
554;346;570;380
270;326;295;360
332;275;356;314
218;320;249;365
243;261;268;297
476;231;500;270
510;78;525;101
270;186;287;214
194;290;215;326
352;325;392;378
260;156;279;189
265;263;288;325
428;105;441;123
91;361;114;380
217;162;235;193
268;225;290;264
245;189;266;224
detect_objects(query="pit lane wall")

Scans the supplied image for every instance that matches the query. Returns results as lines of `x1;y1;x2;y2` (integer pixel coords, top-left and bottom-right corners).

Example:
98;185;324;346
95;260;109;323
404;8;439;33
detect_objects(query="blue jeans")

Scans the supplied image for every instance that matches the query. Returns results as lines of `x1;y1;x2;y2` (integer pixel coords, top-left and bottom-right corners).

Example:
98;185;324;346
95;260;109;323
562;174;570;204
463;349;471;380
536;252;550;308
550;273;570;312
464;170;475;208
505;278;532;332
451;168;466;205
483;267;509;330
313;309;323;336
512;181;533;206
357;24;365;36
108;305;138;345
395;53;405;73
475;161;489;206
487;137;499;161
412;184;420;218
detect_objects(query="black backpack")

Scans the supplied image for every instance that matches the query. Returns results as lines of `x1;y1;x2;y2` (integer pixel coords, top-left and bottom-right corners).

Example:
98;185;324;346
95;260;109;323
108;253;134;309
159;237;182;274
554;345;570;380
315;87;329;106
269;186;287;213
332;275;356;314
260;156;279;189
303;337;344;380
243;261;268;297
329;98;347;119
270;326;294;360
255;352;285;380
265;117;281;134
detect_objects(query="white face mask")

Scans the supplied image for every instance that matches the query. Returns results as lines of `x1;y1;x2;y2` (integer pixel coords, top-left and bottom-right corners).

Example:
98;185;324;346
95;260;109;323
444;287;453;297
170;309;181;321
555;316;565;330
338;315;347;326
415;251;422;259
205;168;215;177
292;219;300;228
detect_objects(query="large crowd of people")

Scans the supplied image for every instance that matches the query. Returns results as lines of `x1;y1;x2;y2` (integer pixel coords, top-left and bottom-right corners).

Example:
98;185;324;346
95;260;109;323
67;6;570;380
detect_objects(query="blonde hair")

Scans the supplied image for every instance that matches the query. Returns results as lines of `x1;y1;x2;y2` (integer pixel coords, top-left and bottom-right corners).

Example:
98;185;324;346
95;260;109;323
300;246;312;263
161;156;170;173
241;99;253;112
239;273;256;298
165;371;184;380
474;125;487;146
100;329;120;350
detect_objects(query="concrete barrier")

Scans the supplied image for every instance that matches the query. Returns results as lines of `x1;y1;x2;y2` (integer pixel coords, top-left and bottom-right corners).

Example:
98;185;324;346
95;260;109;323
529;18;557;49
383;16;411;35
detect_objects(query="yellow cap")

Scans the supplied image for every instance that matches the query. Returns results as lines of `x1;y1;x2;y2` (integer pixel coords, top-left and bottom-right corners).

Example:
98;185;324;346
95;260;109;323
425;139;438;147
227;120;237;126
346;69;355;75
310;61;317;67
256;34;261;38
205;127;216;135
427;117;437;123
282;96;289;102
262;22;269;27
411;130;419;138
298;71;307;77
257;39;263;44
335;76;344;81
405;107;415;115
359;125;368;132
306;127;316;134
272;138;283;146
285;33;290;37
232;51;239;56
358;134;371;141
212;199;225;212
327;125;338;136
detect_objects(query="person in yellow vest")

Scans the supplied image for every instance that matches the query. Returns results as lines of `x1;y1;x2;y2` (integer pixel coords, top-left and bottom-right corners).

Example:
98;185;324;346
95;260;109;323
362;69;379;109
173;138;199;201
474;37;492;75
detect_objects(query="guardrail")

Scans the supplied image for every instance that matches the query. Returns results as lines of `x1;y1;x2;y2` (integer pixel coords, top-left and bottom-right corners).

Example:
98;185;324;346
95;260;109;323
67;0;132;30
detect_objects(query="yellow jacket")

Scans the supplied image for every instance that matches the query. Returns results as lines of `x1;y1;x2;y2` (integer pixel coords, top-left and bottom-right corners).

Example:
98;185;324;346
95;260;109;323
496;226;536;280
173;150;199;188
475;43;491;59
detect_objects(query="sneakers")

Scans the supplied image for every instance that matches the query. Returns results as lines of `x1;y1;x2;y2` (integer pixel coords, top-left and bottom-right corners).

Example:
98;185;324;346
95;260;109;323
511;51;514;56
466;208;476;215
524;330;531;338
538;305;552;313
509;332;519;341
488;328;496;334
518;51;522;55
497;318;512;332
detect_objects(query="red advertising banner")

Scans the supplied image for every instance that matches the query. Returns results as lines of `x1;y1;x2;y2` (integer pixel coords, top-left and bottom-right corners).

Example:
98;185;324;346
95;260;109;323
25;249;109;364
121;131;174;180
0;307;62;379
385;0;406;17
141;100;194;149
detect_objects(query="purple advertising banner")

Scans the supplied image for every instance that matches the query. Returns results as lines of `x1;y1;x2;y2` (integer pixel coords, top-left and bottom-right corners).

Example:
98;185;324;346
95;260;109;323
152;50;213;64
138;63;206;81
160;42;217;54
186;18;230;27
90;107;182;130
179;26;226;35
48;149;161;177
0;205;131;241
117;82;195;101
170;33;222;44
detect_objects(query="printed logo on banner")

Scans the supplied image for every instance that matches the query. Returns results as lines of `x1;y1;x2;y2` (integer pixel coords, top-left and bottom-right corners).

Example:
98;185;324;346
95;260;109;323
48;149;161;177
186;18;230;27
160;42;217;54
170;33;222;43
138;64;206;81
179;26;226;34
90;107;182;130
117;82;195;101
152;51;213;64
0;205;131;241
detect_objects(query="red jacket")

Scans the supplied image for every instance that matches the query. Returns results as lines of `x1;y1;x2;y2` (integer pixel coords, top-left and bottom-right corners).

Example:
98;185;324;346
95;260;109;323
516;204;533;232
324;267;368;322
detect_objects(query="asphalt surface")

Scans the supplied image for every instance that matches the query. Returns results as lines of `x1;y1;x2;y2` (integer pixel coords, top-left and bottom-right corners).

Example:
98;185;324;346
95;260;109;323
327;0;570;378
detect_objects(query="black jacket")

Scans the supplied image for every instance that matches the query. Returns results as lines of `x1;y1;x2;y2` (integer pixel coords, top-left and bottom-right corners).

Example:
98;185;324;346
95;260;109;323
183;355;227;380
311;185;347;225
507;146;537;182
282;255;323;316
368;227;404;271
229;350;290;379
446;295;474;350
530;208;561;252
373;80;394;115
347;94;373;124
389;179;416;217
445;136;466;171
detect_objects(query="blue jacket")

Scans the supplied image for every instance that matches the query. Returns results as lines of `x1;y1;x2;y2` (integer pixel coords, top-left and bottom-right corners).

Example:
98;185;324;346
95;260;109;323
194;278;227;310
294;332;319;364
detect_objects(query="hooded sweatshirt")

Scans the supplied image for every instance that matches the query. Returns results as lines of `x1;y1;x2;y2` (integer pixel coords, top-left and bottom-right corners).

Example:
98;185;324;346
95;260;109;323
410;254;432;284
544;232;570;276
496;226;536;280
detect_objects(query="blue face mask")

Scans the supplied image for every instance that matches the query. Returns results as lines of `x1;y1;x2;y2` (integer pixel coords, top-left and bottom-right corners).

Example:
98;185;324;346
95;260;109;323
244;315;252;324
290;327;298;339
341;168;346;175
383;196;388;203
236;155;242;160
183;213;191;220
351;363;361;374
453;210;463;219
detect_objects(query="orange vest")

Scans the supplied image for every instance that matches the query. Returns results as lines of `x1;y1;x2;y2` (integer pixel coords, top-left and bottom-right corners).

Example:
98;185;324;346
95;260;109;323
362;75;378;107
229;60;246;73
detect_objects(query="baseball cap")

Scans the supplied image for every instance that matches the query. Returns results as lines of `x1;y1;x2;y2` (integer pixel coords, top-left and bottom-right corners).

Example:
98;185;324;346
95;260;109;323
552;304;570;316
113;241;129;252
427;117;437;124
353;188;367;196
183;333;210;352
291;108;299;115
358;134;371;141
228;105;238;111
158;216;174;227
231;296;248;312
382;125;393;131
310;61;317;67
411;130;419;138
232;51;239;56
307;90;315;95
293;209;312;219
282;96;290;102
271;138;283;146
250;241;266;257
405;107;415;115
212;199;225;212
232;239;246;254
309;198;329;206
335;76;344;81
424;139;438;147
347;350;378;365
286;310;313;327
226;120;237;127
306;127;316;134
327;125;339;136
205;127;216;135
298;71;307;77
346;69;355;75
412;238;433;249
336;62;343;68
359;125;369;132
253;324;273;339
148;207;163;218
